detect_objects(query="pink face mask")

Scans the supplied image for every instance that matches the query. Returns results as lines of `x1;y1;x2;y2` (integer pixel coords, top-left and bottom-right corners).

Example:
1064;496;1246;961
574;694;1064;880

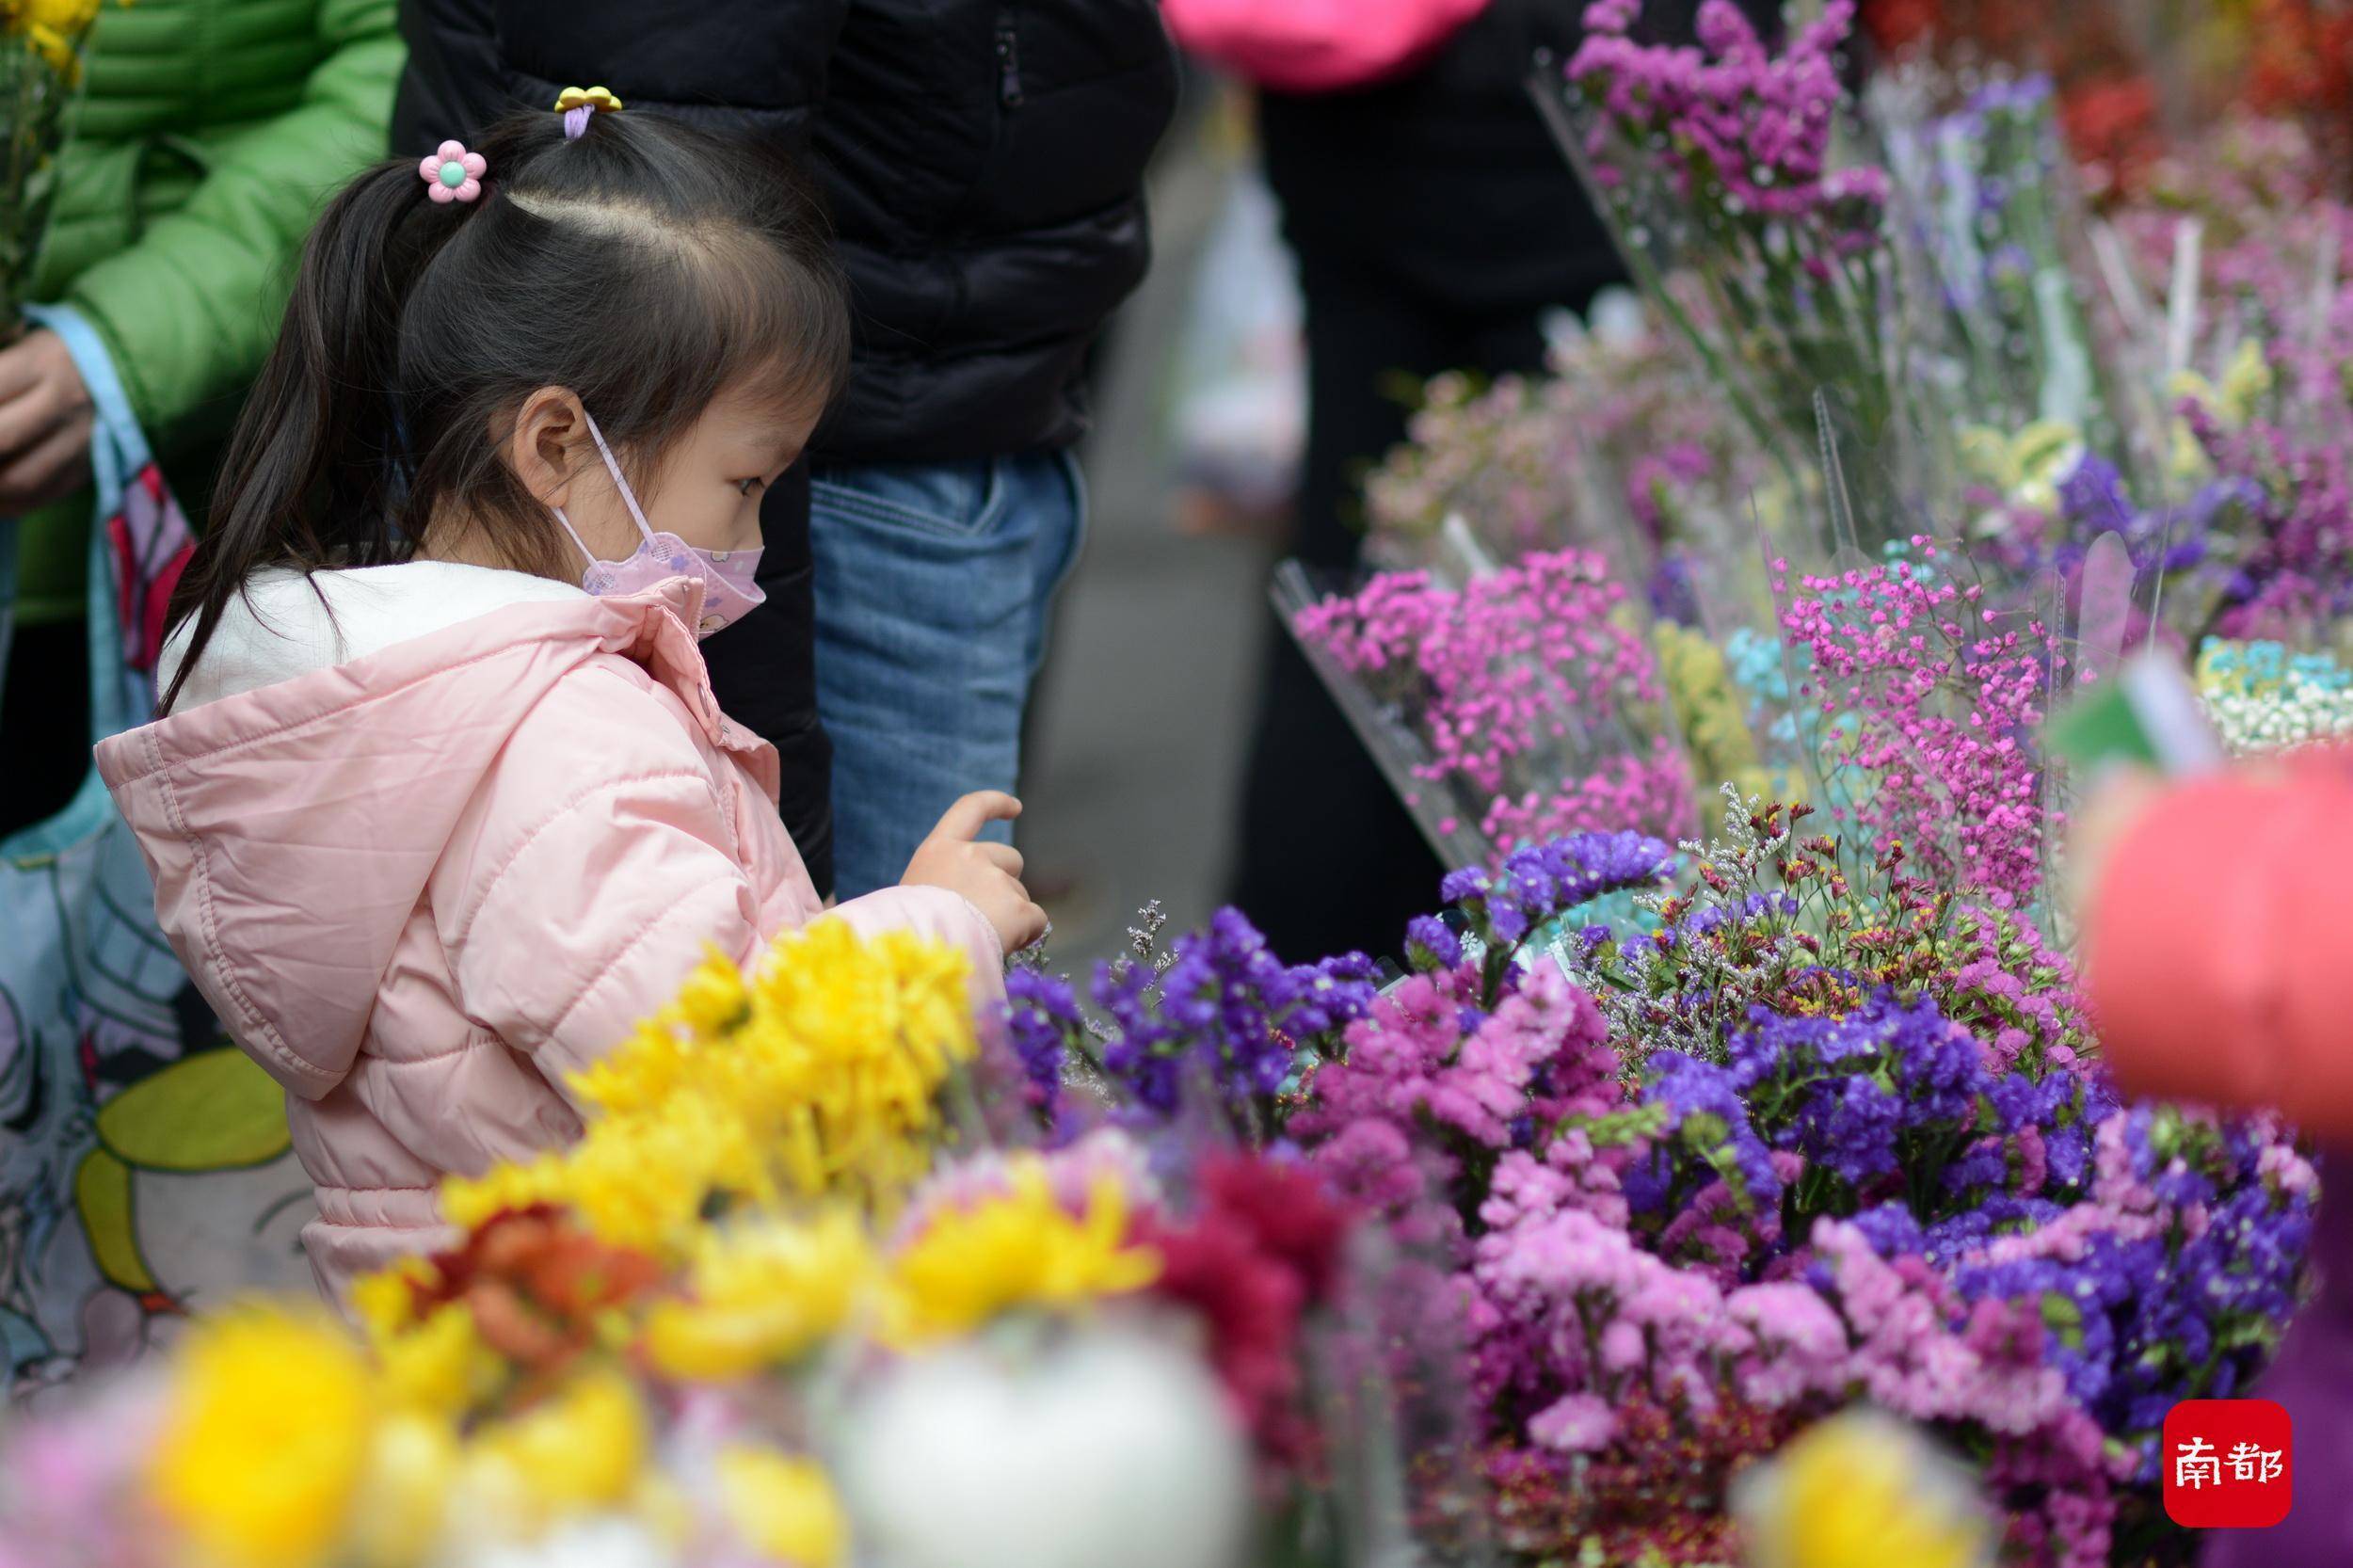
552;409;767;637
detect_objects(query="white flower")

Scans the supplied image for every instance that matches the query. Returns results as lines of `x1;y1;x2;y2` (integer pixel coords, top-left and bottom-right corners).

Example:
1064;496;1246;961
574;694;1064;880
834;1323;1250;1568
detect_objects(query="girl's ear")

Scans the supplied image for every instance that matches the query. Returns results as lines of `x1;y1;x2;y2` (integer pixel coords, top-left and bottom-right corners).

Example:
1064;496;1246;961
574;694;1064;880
504;386;590;507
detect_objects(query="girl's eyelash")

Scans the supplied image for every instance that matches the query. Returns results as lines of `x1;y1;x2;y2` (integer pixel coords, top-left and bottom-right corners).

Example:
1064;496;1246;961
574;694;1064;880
737;478;763;496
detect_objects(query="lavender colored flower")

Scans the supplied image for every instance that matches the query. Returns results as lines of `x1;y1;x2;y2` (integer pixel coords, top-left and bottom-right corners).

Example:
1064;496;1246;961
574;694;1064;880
1087;906;1379;1117
1639;1050;1781;1207
1000;968;1083;1116
1450;830;1676;963
1404;914;1465;972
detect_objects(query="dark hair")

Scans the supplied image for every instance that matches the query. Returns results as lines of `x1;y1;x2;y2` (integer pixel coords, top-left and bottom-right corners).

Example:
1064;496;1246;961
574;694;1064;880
163;108;851;712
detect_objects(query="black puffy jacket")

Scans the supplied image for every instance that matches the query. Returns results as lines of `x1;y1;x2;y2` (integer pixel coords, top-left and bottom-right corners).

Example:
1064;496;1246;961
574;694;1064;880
393;0;1180;465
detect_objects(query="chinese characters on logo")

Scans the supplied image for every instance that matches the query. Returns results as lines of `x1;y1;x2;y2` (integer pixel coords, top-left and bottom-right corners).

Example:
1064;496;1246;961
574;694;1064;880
2164;1400;2293;1529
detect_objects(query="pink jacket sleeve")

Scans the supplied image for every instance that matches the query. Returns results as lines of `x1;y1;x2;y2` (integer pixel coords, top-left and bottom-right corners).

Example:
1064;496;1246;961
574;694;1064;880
443;761;772;1099
2084;747;2353;1139
440;672;1009;1102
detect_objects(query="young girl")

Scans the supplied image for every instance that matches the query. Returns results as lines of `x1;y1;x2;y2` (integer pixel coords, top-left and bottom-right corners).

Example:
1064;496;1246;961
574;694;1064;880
94;104;1045;1303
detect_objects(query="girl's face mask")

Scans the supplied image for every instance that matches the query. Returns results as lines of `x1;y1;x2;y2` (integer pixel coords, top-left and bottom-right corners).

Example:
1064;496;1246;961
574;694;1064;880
551;409;766;637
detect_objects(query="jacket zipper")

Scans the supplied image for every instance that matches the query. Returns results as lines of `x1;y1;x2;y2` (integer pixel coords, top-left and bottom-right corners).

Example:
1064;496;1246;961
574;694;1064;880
995;11;1025;109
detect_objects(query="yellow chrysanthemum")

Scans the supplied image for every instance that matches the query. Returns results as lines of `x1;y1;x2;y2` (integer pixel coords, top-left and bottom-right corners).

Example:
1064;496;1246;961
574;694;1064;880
145;1304;376;1568
883;1162;1160;1347
1740;1413;1993;1568
462;1369;646;1528
446;923;977;1258
715;1448;849;1568
643;1211;876;1381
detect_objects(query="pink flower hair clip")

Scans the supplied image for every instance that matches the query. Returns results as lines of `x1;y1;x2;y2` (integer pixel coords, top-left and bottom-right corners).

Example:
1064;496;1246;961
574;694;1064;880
420;140;487;204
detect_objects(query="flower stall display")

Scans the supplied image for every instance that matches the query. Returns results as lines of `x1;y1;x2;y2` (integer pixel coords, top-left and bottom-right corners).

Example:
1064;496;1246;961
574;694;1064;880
1291;814;2312;1567
0;923;1401;1568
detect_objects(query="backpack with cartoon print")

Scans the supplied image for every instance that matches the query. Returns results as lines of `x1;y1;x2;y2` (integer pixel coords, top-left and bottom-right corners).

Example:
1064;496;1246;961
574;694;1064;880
0;308;313;1403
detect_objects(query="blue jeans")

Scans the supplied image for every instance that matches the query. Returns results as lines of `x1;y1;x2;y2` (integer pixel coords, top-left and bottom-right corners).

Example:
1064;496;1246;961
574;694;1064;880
810;453;1085;900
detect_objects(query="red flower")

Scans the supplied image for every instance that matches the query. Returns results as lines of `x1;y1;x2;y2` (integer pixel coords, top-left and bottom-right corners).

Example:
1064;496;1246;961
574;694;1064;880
1137;1155;1357;1467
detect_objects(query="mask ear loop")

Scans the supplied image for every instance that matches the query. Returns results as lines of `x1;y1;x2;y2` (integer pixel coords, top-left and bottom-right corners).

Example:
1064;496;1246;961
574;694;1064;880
580;409;660;546
549;504;601;570
547;408;659;570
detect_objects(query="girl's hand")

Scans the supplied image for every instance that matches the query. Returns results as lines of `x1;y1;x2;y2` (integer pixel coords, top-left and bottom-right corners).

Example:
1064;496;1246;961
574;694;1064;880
0;328;95;513
903;792;1048;953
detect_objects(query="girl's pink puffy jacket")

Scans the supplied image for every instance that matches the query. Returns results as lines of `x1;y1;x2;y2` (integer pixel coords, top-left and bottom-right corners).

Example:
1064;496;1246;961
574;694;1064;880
94;563;1003;1304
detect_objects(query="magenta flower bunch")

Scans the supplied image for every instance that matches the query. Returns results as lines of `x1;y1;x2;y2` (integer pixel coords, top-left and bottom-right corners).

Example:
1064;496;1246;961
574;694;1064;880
1569;0;1878;230
1774;539;2059;905
1292;549;1695;863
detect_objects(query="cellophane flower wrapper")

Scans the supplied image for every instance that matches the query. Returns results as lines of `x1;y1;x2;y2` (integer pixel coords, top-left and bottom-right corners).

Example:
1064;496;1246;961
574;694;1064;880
2087;122;2353;650
1867;70;2134;454
1547;0;1959;547
1284;549;1699;872
1364;309;1782;641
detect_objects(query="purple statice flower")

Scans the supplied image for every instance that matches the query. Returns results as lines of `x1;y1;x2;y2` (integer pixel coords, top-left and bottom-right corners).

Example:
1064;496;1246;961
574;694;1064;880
1000;968;1083;1117
1089;906;1380;1119
1849;1199;1925;1258
1726;994;1990;1202
1404;914;1464;972
1634;1050;1781;1208
2057;452;2134;534
1450;830;1676;959
1094;954;1181;1113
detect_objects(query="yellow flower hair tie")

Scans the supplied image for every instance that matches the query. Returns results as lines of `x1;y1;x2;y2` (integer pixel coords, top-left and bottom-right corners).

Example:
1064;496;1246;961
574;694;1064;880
555;86;623;138
554;85;623;113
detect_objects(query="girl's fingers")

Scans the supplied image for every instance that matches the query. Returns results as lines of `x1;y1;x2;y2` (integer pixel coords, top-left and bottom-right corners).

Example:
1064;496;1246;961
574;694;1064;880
0;416;87;510
0;378;62;459
979;842;1025;877
931;791;1023;842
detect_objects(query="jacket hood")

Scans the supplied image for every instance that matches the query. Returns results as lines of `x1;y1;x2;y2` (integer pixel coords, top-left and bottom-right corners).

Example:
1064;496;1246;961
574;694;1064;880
99;566;774;1101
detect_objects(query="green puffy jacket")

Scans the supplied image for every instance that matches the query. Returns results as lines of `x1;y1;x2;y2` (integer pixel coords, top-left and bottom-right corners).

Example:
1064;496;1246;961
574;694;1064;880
12;0;401;626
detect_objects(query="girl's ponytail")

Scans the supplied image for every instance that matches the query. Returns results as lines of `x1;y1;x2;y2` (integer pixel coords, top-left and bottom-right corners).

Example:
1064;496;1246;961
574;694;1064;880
163;160;468;713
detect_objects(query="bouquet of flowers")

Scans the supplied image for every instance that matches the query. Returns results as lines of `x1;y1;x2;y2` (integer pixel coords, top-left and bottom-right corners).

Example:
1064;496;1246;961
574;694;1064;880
1282;548;1697;870
0;922;1399;1568
2196;638;2353;753
1866;71;2132;472
1549;1;1947;540
1769;539;2066;908
3;0;105;322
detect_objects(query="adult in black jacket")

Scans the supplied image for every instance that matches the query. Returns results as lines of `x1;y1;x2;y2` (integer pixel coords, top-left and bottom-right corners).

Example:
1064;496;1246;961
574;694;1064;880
1230;0;1769;964
394;0;1179;898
